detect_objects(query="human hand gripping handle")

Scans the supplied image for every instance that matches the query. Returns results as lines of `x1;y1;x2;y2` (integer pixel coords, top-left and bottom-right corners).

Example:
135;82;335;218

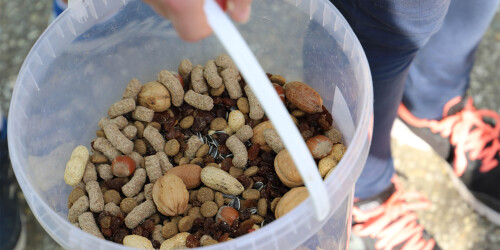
142;0;252;42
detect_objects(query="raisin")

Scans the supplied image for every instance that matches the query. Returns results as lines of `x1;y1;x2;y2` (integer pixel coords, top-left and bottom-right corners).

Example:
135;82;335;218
152;240;161;249
192;218;205;232
221;98;237;107
104;178;126;191
153;111;171;125
261;152;274;164
221;158;233;172
203;155;215;164
142;219;155;233
213;230;223;241
217;221;231;233
212;104;227;118
110;216;124;230
217;133;229;145
247;144;260;161
233;219;254;237
252;176;265;183
249;157;262;167
247;119;261;128
192;200;202;207
145;143;156;156
132;225;143;236
240;199;257;210
218;145;231;155
219;233;230;242
191;110;214;132
239;209;251;221
101;227;112;238
179;103;195;117
113;228;128;243
186;234;200;248
236;175;252;189
164;128;183;140
193;230;204;240
213;97;223;105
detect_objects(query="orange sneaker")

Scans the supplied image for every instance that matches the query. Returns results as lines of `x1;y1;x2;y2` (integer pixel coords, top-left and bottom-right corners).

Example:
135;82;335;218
398;96;500;225
352;177;439;250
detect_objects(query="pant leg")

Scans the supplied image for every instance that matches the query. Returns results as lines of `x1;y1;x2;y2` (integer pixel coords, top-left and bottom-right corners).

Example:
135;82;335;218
403;0;500;120
330;0;451;199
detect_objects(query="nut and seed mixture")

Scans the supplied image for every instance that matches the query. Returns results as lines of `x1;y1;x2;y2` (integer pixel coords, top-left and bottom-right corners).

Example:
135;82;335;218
64;55;346;249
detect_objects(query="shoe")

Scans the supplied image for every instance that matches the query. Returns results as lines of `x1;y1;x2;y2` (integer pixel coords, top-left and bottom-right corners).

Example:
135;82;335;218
351;177;439;250
0;118;25;250
398;96;500;225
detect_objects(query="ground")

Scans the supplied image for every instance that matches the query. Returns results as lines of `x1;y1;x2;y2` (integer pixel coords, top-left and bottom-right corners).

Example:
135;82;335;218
0;1;499;249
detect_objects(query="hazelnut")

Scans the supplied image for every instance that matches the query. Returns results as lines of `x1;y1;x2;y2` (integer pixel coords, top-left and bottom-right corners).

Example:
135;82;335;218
216;206;239;226
111;155;136;177
306;135;333;159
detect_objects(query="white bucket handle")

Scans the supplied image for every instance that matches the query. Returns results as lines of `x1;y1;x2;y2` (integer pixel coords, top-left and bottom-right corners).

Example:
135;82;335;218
204;0;330;221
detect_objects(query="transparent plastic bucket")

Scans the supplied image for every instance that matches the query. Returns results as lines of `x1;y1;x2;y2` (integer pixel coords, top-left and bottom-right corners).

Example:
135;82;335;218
8;0;373;249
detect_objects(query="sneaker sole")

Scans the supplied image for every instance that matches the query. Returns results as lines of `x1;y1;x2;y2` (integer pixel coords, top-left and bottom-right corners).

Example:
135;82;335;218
392;119;500;226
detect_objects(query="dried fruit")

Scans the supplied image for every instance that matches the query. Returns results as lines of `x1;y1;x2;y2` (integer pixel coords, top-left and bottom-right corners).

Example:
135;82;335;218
284;81;323;113
111;155;136;177
152;174;189;216
274;149;303;188
138;81;171;112
274;187;309;219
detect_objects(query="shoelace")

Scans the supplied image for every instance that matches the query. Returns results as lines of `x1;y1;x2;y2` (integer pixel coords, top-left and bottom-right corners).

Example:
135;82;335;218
352;179;435;250
399;97;500;177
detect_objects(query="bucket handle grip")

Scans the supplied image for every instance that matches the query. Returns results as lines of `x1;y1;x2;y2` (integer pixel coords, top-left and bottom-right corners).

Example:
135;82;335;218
204;0;330;221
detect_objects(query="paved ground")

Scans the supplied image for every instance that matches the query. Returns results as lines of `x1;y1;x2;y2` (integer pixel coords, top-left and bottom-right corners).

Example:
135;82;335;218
0;1;499;250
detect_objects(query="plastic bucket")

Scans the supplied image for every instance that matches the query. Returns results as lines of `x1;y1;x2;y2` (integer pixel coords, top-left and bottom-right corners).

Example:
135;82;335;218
8;0;373;249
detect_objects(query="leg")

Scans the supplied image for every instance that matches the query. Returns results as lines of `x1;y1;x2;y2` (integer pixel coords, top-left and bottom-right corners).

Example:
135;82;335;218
403;0;500;120
331;0;451;199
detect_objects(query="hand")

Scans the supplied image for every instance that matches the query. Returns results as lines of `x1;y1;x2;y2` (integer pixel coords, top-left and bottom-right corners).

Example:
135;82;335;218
143;0;252;42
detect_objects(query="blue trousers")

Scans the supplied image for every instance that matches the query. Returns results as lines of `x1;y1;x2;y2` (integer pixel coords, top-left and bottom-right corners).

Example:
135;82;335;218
328;0;500;199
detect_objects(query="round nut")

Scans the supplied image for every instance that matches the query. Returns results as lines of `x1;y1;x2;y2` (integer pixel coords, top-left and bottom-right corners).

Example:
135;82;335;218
150;122;162;131
134;139;147;156
165;139;180;157
214;192;224;207
274;149;303;188
103;189;121;205
152;174;189;216
216;206;239;226
306;135;333;159
251;121;274;152
229;166;244;178
200;201;218;218
138;81;171;112
228;110;245;132
111;155;136;177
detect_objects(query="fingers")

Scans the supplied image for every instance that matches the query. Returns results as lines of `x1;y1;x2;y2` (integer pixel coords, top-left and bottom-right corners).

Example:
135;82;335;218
143;0;253;42
227;0;252;23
